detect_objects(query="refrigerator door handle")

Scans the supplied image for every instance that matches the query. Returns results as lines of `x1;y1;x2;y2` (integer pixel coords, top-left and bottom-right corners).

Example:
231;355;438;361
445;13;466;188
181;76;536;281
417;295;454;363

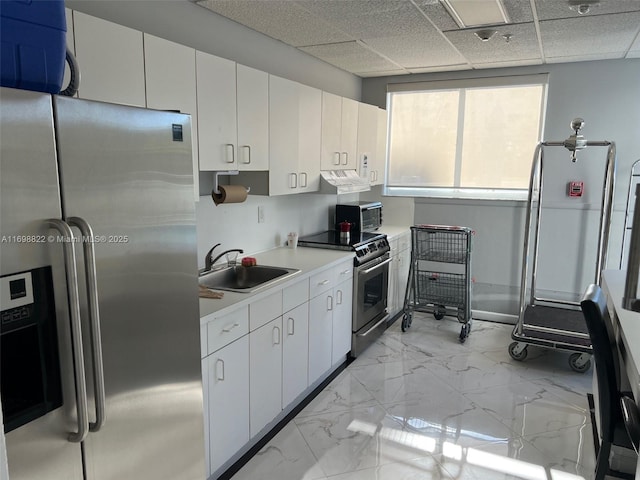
67;216;106;432
47;219;89;443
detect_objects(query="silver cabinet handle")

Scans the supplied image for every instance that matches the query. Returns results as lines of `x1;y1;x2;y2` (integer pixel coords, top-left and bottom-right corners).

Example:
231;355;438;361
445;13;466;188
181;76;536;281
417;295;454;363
370;171;375;182
48;219;89;443
67;217;105;432
273;326;281;345
341;152;348;165
242;145;251;164
222;322;240;333
340;269;350;276
288;317;295;336
327;295;333;311
333;152;340;165
336;289;343;305
216;359;225;381
225;144;235;163
290;173;298;189
318;279;330;286
300;172;307;188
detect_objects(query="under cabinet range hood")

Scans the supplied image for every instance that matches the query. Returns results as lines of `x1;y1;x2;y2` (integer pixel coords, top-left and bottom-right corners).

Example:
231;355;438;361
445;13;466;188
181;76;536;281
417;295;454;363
320;170;370;194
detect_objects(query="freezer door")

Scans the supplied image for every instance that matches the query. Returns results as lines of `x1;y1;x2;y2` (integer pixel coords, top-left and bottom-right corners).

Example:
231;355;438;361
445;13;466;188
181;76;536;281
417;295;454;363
53;96;205;480
0;88;83;480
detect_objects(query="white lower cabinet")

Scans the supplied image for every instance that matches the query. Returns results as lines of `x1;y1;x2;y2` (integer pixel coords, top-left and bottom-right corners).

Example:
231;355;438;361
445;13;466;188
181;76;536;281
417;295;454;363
282;303;309;408
206;335;250;475
332;278;353;365
308;291;334;383
250;317;283;437
388;231;411;317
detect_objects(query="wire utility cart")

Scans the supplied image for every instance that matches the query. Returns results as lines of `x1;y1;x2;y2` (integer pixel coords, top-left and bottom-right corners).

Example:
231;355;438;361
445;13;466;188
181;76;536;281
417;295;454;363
402;224;473;343
509;118;616;372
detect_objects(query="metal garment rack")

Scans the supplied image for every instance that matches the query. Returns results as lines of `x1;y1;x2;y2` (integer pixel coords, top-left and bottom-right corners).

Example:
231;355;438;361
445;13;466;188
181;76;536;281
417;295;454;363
509;119;616;372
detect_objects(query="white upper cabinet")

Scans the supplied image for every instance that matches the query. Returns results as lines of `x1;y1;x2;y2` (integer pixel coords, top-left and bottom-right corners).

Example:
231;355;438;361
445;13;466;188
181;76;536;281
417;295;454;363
73;12;145;107
196;51;238;170
143;34;199;200
356;102;379;184
374;108;387;186
236;65;269;171
321;93;358;171
196;53;269;171
269;75;321;195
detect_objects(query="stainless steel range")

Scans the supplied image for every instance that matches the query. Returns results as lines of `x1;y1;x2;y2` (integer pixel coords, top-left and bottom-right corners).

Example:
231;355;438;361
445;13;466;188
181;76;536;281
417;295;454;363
298;230;390;357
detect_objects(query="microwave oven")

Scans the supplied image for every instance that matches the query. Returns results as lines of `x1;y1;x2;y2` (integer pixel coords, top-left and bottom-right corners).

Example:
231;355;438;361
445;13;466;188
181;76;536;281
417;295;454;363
335;201;383;233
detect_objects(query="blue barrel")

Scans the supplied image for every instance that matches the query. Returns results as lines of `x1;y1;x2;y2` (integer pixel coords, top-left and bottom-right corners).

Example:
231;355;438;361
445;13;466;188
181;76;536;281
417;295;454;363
1;0;67;94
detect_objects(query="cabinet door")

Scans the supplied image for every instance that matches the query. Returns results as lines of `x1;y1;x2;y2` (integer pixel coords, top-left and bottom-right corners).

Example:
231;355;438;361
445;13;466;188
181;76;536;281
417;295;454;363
269;75;299;195
73;12;145;106
237;64;269;171
396;243;411;314
308;292;333;383
340;97;359;170
356;102;378;183
332;279;353;364
282;303;309;408
196;51;238;170
374;108;387;186
297;83;322;193
320;92;343;170
144;33;199;200
250;318;283;437
387;238;399;316
207;336;250;474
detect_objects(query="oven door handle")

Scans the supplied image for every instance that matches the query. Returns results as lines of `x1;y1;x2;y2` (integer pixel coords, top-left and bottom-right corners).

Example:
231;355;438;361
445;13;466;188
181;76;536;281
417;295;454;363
357;314;389;337
360;257;391;275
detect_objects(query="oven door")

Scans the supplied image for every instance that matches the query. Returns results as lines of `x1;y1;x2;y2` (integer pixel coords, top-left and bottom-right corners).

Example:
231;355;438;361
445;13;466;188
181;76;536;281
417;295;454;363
353;252;390;332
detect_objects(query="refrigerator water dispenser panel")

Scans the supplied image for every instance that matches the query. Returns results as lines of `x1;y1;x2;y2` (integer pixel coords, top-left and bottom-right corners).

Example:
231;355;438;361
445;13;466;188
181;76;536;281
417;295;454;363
1;266;62;433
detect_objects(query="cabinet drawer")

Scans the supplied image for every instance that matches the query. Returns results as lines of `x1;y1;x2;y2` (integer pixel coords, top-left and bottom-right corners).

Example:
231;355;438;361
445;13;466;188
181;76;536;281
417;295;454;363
334;261;353;283
284;278;309;313
309;268;335;299
207;306;249;355
249;290;283;331
398;231;411;252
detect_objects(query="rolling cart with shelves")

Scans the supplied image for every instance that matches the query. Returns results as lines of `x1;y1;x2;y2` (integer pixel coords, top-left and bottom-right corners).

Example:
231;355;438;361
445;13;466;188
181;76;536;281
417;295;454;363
401;224;473;343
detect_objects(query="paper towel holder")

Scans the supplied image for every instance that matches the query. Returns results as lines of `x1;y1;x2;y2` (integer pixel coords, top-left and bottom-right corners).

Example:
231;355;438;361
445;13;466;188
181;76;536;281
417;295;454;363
212;170;250;195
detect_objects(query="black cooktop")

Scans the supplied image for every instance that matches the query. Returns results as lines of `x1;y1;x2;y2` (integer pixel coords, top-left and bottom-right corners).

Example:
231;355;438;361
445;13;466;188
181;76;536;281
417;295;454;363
298;230;384;250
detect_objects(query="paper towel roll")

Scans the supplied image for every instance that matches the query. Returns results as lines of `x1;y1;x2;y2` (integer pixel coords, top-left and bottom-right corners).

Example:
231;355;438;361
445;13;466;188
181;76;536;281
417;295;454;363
212;185;248;205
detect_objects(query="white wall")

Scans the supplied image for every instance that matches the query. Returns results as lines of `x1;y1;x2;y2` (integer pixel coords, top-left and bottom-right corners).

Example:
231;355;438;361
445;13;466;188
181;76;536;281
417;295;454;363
362;59;640;316
64;0;361;100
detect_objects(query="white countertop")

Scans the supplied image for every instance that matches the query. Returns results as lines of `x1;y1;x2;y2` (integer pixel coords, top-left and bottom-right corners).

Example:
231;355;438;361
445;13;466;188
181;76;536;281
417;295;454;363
601;269;640;400
199;225;411;322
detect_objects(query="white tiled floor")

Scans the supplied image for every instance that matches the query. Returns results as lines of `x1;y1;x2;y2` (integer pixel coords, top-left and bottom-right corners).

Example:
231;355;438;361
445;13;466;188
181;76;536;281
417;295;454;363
231;314;599;480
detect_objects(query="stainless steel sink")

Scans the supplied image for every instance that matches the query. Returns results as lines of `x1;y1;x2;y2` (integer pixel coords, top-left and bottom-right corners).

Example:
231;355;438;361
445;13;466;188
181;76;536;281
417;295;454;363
198;265;300;293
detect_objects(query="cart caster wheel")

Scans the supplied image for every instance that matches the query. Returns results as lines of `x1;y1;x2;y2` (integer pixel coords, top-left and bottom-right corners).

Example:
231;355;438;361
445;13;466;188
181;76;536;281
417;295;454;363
401;313;412;332
434;305;446;320
508;342;528;361
459;324;470;343
457;308;466;322
568;353;591;373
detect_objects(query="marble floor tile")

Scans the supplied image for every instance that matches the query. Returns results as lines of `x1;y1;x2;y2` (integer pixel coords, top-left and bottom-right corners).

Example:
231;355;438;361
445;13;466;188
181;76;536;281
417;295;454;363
230;422;326;480
463;381;591;437
230;319;598;480
296;371;380;418
349;358;458;405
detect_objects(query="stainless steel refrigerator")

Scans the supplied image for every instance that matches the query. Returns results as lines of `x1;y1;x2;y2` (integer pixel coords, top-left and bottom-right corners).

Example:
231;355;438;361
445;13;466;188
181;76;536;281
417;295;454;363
0;87;205;480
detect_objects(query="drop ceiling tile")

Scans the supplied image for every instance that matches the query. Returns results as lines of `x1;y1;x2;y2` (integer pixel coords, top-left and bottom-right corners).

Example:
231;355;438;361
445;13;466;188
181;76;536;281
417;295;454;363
296;0;436;39
362;31;468;68
628;51;640;58
358;69;410;77
196;0;352;47
444;22;541;64
415;0;534;31
540;13;640;58
299;41;402;73
474;58;543;68
408;64;470;73
534;0;640;21
628;30;640;56
545;52;626;63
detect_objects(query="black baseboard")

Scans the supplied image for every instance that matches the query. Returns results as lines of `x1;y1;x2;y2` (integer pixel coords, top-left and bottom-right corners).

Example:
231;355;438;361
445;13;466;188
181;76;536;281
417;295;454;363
216;359;349;480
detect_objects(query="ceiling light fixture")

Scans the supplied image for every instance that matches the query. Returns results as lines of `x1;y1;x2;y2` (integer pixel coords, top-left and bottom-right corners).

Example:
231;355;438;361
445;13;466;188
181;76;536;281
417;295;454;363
568;0;600;15
474;29;498;42
441;0;510;28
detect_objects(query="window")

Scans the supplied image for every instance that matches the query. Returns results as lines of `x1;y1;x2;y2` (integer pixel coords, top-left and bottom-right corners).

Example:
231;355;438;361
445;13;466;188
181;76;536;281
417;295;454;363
386;75;547;199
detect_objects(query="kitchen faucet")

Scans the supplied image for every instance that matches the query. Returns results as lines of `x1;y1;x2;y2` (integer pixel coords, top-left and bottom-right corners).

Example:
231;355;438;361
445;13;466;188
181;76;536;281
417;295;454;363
203;243;244;273
210;248;244;268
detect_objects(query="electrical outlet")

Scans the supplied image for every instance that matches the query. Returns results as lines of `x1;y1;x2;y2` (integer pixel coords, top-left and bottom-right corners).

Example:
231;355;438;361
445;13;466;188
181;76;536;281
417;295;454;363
258;205;265;223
